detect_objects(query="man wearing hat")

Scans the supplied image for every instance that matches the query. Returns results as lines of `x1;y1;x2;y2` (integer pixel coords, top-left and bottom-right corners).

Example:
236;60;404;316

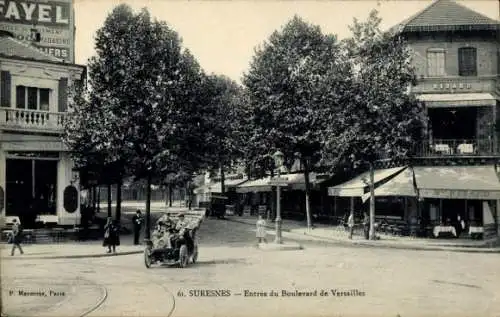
132;210;143;245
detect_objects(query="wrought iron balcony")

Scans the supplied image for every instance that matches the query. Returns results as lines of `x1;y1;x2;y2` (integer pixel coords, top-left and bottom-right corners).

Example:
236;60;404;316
414;139;498;157
0;108;66;133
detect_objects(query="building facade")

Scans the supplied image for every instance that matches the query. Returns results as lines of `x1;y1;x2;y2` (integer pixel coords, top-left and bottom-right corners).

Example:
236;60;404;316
0;0;84;228
328;0;500;239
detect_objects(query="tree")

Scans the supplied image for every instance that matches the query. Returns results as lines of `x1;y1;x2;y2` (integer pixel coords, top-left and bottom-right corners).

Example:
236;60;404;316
201;74;246;198
66;5;207;238
243;15;350;229
322;10;426;239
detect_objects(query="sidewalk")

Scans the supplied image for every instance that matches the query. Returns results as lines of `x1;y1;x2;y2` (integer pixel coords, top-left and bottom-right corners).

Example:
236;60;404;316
1;208;205;260
226;215;500;253
1;241;144;260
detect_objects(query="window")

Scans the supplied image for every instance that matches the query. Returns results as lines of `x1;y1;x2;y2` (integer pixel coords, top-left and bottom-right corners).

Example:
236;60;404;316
15;86;51;111
427;49;446;77
458;47;477;76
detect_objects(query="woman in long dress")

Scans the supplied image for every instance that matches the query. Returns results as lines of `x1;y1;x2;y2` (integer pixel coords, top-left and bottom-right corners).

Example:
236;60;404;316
103;217;120;253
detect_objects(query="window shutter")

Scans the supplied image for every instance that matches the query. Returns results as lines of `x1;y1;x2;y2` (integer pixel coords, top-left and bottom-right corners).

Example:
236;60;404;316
58;77;68;112
1;71;11;107
458;47;477;76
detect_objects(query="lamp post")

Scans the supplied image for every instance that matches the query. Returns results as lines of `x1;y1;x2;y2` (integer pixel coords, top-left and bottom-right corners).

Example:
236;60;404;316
272;150;285;244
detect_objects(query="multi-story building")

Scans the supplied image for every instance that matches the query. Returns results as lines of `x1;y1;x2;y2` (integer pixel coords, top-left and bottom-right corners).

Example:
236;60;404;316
329;0;500;240
0;0;85;228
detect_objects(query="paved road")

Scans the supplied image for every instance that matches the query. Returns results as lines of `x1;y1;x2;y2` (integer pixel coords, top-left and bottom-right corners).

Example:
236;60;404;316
2;218;499;317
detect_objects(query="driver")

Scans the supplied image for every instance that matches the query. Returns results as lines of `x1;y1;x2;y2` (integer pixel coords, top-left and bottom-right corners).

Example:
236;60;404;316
175;213;189;231
158;213;175;230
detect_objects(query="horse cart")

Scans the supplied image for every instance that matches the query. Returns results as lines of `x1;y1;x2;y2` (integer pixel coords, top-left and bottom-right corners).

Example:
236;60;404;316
144;215;201;268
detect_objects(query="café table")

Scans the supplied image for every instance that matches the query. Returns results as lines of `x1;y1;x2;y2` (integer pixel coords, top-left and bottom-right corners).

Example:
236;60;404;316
433;226;456;238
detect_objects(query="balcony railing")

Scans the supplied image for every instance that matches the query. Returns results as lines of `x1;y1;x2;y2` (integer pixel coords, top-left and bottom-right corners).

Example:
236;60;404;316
414;139;498;157
0;108;66;133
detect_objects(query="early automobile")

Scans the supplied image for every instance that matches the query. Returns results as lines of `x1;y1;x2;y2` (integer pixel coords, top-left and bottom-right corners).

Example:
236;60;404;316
144;217;200;268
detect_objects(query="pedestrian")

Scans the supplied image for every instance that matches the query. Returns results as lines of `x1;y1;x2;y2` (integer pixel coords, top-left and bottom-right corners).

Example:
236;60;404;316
103;217;120;253
132;210;143;245
363;212;370;240
256;215;267;244
10;219;24;256
347;213;354;239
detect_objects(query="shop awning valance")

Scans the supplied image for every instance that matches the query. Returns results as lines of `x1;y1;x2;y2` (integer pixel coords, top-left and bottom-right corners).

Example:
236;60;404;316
417;93;497;108
414;166;500;200
235;177;273;193
235;172;330;193
328;167;406;197
362;166;500;201
194;178;247;194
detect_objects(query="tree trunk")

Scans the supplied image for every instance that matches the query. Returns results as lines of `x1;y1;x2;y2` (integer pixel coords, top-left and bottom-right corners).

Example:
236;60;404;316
145;173;152;241
92;186;97;212
303;159;312;230
116;179;122;223
168;184;173;207
220;163;226;216
97;186;101;213
369;162;376;240
107;183;112;218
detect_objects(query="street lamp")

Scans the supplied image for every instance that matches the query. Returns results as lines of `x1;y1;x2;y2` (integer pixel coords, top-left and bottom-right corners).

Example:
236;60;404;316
272;150;284;244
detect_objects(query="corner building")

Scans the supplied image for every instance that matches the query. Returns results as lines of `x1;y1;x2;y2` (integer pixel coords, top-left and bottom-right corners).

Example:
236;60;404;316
0;0;85;228
328;0;500;240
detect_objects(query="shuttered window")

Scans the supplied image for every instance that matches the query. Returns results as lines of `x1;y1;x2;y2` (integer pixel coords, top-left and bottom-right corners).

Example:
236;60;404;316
427;49;446;77
458;47;477;76
58;77;68;112
1;71;11;107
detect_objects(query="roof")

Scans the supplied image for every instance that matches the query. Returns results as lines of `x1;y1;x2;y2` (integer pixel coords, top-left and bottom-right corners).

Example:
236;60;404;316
391;0;500;33
0;33;64;63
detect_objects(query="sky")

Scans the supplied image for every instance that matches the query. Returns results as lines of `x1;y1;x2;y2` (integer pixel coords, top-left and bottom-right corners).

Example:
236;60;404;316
74;0;499;83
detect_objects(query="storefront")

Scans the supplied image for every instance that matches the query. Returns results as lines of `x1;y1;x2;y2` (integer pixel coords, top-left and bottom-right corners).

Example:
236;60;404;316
347;165;500;239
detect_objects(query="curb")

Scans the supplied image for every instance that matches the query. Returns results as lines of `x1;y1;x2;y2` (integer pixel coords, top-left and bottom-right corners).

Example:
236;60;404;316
292;231;500;254
224;218;500;253
3;250;143;260
224;217;293;232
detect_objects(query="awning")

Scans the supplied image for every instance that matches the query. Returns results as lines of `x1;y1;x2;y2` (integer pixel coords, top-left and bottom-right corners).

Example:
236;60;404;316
328;167;406;197
361;165;500;201
287;173;330;190
361;167;417;202
194;178;247;194
235;173;331;193
414;166;500;200
236;177;273;193
417;93;497;108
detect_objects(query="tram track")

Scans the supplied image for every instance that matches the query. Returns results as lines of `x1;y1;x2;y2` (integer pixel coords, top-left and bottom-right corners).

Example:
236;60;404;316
70;259;177;317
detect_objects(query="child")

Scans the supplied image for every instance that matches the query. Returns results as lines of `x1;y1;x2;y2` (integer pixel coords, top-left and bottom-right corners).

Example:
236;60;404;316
256;215;267;244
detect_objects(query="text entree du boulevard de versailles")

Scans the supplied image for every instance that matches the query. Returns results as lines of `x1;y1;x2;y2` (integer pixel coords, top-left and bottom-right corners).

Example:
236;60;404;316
179;289;366;298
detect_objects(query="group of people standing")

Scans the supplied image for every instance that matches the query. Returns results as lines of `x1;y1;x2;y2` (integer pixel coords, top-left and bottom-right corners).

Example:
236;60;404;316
102;209;147;253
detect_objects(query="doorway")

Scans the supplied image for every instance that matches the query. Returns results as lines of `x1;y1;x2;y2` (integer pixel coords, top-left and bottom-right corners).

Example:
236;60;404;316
5;158;57;227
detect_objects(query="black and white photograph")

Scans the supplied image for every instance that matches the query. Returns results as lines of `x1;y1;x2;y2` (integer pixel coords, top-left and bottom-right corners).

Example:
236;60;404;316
0;0;499;316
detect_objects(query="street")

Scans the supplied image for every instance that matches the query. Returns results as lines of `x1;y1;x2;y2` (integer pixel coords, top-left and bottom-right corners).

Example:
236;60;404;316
2;218;499;317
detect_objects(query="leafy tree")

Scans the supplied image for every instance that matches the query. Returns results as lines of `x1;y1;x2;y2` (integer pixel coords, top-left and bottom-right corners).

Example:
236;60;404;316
322;10;426;171
321;10;426;239
243;15;349;229
66;4;207;236
201;74;246;197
